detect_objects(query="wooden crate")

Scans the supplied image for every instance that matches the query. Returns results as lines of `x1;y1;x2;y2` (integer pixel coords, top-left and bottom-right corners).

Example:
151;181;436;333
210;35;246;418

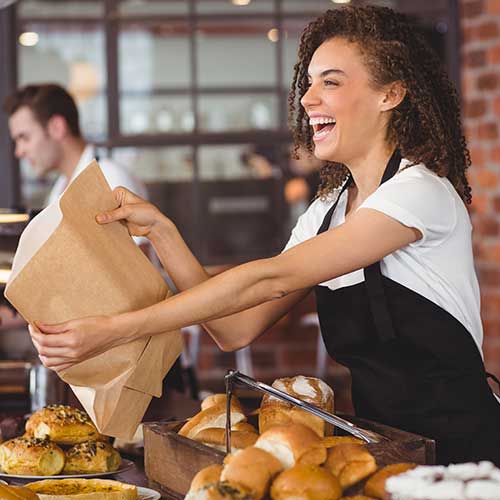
143;417;435;499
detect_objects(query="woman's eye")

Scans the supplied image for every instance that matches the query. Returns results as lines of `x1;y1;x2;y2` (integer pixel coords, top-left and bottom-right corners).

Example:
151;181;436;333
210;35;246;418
324;80;339;87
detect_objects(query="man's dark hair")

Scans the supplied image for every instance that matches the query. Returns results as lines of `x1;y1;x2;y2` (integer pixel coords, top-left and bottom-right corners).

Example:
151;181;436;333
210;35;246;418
3;83;81;137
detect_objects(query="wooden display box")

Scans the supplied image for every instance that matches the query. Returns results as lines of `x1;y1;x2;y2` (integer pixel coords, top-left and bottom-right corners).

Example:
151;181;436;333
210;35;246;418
143;417;435;499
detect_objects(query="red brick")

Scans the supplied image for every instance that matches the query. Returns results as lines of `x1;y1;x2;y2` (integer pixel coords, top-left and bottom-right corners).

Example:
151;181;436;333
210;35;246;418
490;146;500;163
477;21;499;39
482;243;500;264
481;290;500;311
475;168;498;187
493;96;500;117
478;122;499;140
487;0;500;14
477;72;498;90
461;25;477;44
475;216;499;236
470;147;486;166
470;192;490;215
465;98;487;118
462;0;486;17
465;48;487;67
487;44;500;64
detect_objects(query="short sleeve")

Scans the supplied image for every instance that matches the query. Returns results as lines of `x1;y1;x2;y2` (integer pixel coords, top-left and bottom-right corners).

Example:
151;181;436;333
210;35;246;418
359;166;457;247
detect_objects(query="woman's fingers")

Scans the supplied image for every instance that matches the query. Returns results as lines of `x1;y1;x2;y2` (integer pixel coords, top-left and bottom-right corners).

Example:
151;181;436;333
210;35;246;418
96;205;132;224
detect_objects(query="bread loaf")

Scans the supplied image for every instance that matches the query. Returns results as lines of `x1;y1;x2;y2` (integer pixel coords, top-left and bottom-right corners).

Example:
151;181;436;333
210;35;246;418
221;446;282;500
178;403;246;440
255;423;327;469
0;436;65;476
259;376;334;437
363;463;416;499
325;444;377;491
63;441;121;474
191;427;258;453
270;464;342;500
200;394;243;413
0;483;40;500
25;405;104;446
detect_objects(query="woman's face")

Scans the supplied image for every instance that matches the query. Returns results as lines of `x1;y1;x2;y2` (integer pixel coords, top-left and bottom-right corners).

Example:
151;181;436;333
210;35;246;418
301;37;391;165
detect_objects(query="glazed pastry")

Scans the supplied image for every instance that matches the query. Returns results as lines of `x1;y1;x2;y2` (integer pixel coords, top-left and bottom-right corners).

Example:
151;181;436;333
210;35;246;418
25;405;104;446
0;436;65;475
63;441;121;474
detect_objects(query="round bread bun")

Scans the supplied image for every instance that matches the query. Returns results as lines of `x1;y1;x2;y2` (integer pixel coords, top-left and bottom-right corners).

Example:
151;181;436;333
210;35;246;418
221;446;283;500
63;441;121;474
189;464;223;493
25;478;137;500
325;444;377;491
323;437;365;449
25;406;104;446
255;423;327;469
363;463;416;499
0;436;65;476
200;394;243;412
270;464;342;500
0;483;40;500
339;497;377;499
192;428;258;452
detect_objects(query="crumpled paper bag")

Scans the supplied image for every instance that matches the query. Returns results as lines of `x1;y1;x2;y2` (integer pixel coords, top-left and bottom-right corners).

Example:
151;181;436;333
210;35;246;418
5;160;183;439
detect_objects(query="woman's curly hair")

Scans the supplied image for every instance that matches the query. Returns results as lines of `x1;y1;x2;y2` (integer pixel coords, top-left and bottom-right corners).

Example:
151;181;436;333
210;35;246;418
289;5;472;204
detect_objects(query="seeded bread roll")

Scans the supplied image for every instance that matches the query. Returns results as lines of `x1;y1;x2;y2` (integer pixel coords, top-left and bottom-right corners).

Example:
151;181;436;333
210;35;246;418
259;376;334;437
363;463;416;499
255;423;327;470
0;483;40;500
0;436;65;476
271;464;342;500
325;444;377;491
25;405;104;446
63;441;121;474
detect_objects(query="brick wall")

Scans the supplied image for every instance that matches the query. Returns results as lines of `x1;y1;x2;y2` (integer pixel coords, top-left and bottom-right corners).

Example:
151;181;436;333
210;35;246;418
461;0;500;381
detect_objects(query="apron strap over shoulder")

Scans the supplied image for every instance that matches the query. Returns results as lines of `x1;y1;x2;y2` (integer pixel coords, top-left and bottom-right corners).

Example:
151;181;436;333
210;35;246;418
486;372;500;394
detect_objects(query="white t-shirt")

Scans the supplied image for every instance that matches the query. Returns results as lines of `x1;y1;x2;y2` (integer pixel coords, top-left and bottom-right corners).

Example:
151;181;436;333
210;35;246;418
284;158;484;357
46;144;148;205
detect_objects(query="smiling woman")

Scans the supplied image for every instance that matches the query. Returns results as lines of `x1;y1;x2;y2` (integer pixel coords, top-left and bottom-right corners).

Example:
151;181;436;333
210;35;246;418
29;5;500;467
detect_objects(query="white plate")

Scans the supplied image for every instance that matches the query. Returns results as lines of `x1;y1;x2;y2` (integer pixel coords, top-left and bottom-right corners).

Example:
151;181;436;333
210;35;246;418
0;459;135;481
138;486;161;500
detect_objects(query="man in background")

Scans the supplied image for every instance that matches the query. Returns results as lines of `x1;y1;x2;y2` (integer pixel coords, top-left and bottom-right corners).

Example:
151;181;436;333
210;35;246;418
3;83;147;205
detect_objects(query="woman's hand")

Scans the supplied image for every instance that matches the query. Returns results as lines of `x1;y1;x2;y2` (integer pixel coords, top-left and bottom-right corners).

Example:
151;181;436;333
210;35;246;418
96;187;168;239
29;316;123;372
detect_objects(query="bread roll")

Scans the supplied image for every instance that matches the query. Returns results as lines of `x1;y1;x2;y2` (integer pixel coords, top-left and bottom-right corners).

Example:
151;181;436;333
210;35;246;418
259;376;334;437
192;427;258;453
25;405;104;446
339;497;377;500
25;478;137;500
323;436;364;449
200;394;243;412
221;446;282;500
63;441;121;474
0;484;40;500
0;436;65;476
255;423;327;469
178;403;246;439
325;444;377;491
363;463;416;500
185;465;225;500
270;464;342;500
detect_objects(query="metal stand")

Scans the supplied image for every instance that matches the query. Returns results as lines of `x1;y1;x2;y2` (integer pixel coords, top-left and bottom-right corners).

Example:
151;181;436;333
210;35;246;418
224;370;385;454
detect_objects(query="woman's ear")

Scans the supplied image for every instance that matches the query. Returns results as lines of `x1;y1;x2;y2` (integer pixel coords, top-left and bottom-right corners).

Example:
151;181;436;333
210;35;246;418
380;81;407;112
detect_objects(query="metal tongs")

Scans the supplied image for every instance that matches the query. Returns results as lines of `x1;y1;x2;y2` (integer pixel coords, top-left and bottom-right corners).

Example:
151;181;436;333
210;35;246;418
224;370;385;454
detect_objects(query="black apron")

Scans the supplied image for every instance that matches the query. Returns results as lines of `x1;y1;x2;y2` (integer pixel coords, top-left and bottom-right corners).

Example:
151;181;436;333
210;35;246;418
315;150;500;465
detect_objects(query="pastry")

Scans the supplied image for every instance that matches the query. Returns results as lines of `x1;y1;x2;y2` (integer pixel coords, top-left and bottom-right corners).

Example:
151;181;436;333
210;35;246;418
0;483;40;500
63;441;121;474
259;376;334;437
25;406;104;446
0;436;65;476
364;463;416;499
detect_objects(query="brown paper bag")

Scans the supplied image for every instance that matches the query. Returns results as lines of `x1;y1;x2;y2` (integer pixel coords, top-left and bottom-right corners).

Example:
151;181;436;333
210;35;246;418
5;161;183;439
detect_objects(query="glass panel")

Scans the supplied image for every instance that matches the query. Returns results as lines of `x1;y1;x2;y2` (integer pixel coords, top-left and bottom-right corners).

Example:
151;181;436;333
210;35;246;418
120;95;193;134
112;146;194;182
282;0;342;12
18;0;103;18
118;0;188;16
199;94;278;132
196;0;274;14
199;144;283;180
118;22;191;91
282;18;312;90
18;22;107;141
196;19;277;87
